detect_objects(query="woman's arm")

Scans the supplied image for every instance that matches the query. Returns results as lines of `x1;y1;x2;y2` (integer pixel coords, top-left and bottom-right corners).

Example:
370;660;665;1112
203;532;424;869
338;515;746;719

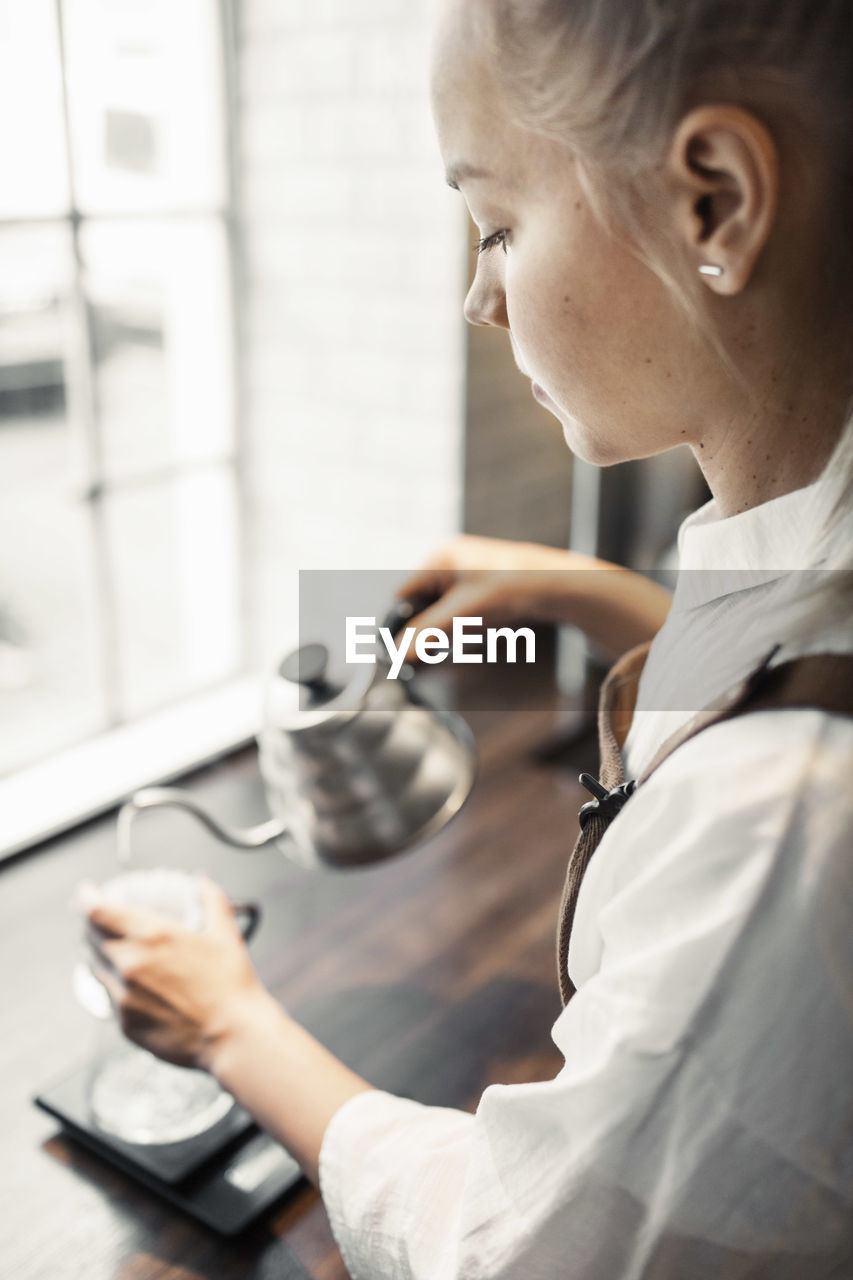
206;991;372;1184
396;535;672;661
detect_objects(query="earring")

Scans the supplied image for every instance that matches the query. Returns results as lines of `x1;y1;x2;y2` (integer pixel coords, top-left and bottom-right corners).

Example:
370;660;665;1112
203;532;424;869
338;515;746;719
698;264;724;277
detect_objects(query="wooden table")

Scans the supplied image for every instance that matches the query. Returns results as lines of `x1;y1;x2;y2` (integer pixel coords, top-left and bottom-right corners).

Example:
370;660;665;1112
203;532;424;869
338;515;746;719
0;658;596;1279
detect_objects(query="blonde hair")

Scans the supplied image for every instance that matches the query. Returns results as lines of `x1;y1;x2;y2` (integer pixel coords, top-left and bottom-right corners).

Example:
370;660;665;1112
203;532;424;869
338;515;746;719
476;0;853;638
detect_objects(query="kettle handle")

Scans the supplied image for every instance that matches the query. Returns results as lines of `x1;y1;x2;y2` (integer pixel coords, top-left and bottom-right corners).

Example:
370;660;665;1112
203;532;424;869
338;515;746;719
380;592;439;640
122;787;289;851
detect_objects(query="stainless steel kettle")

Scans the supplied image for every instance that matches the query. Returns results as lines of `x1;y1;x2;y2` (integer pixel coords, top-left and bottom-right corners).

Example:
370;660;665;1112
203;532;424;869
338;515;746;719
123;601;476;869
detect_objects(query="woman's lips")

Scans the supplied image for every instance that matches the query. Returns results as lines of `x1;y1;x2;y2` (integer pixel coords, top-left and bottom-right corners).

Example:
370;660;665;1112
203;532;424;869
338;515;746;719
531;382;549;403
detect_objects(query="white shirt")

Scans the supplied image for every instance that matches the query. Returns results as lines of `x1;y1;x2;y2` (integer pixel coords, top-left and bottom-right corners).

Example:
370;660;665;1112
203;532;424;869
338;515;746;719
319;482;853;1280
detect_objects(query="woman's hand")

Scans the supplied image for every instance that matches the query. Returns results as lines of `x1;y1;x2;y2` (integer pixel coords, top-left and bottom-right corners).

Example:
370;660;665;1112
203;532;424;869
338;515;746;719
81;877;268;1073
396;535;583;655
81;876;374;1185
397;534;672;661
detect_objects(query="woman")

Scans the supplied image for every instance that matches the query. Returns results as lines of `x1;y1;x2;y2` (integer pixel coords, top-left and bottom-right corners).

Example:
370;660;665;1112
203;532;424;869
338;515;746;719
83;1;853;1274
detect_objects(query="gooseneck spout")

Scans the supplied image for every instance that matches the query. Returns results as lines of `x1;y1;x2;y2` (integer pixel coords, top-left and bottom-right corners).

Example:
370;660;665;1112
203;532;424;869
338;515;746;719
124;788;289;850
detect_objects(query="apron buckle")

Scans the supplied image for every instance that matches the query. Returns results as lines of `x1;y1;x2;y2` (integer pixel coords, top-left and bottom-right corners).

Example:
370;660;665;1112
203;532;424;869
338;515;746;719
578;773;636;832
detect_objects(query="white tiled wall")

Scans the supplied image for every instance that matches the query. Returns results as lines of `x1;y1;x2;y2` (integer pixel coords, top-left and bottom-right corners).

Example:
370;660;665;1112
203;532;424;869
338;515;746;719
237;0;467;664
236;0;575;669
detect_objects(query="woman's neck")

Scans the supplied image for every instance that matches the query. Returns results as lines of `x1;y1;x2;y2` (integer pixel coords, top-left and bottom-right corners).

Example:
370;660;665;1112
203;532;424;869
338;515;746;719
692;337;852;519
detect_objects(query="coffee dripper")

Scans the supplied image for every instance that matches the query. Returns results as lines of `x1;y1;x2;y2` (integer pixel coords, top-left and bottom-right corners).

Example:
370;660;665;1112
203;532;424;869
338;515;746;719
76;870;260;1145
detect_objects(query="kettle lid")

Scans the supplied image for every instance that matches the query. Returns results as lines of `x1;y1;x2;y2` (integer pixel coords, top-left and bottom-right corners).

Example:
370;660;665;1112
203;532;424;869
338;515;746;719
278;643;340;707
266;638;378;729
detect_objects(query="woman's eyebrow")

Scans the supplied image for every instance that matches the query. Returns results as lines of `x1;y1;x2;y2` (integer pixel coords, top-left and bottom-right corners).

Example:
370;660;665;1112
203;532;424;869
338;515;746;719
445;162;493;189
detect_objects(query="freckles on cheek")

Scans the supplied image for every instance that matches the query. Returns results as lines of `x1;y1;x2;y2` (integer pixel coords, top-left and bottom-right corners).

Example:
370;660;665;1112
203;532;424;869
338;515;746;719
508;263;576;364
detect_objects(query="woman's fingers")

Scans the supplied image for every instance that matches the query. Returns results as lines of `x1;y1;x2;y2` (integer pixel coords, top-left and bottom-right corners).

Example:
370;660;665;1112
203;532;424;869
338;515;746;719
78;876;239;940
75;874;263;1071
401;585;481;657
92;960;194;1063
78;889;176;943
89;934;152;984
395;535;502;602
395;552;459;603
395;536;544;663
196;876;241;937
91;961;125;1012
401;580;518;662
91;959;166;1018
91;954;155;1013
395;566;452;602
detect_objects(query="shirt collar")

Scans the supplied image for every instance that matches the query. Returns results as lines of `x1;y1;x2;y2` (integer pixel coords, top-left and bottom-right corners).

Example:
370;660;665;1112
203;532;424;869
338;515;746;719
674;481;822;608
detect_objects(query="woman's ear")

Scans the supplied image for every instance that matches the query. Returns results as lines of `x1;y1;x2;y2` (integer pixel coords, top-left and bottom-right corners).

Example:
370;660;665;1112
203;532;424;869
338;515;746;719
667;105;779;295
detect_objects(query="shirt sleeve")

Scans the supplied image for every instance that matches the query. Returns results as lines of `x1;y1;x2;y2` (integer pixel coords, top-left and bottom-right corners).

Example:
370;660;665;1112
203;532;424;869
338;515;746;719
318;710;853;1280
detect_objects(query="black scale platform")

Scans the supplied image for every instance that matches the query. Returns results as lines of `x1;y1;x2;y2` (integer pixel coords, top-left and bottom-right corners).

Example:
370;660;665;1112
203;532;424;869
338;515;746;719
35;1060;302;1235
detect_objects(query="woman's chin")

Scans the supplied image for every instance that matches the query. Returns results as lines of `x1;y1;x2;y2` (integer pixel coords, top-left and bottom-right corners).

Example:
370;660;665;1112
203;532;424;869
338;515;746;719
539;394;630;466
556;405;648;467
558;414;615;466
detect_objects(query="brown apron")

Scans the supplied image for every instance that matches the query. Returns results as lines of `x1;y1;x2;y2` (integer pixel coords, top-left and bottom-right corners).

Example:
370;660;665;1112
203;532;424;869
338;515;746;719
557;643;853;1006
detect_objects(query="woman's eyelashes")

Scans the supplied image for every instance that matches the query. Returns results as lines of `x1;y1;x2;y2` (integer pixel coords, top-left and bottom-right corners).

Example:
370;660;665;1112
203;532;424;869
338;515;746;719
475;229;509;255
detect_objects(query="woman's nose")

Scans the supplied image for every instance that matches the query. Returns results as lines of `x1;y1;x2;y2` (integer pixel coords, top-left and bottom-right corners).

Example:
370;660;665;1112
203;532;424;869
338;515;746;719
463;273;509;329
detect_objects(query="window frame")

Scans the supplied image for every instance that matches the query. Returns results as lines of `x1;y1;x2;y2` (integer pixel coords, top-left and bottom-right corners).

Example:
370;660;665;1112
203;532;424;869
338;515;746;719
0;0;254;859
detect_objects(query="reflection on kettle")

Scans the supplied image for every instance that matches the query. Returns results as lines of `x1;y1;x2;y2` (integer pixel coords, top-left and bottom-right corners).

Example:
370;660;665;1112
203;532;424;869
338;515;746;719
123;600;477;870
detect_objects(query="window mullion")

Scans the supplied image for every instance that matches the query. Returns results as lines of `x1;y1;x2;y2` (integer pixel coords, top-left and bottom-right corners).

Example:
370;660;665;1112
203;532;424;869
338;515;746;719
219;0;251;676
55;0;122;729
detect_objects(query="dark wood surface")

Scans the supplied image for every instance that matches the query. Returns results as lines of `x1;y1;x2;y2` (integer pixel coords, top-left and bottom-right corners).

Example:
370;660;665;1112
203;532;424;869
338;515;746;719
0;661;596;1280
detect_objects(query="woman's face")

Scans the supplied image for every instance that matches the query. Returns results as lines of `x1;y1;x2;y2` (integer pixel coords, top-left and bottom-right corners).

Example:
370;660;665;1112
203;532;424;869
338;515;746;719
430;1;709;466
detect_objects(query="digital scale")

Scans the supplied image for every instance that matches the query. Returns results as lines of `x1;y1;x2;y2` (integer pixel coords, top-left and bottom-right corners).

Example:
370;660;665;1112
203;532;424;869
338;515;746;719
35;1059;303;1235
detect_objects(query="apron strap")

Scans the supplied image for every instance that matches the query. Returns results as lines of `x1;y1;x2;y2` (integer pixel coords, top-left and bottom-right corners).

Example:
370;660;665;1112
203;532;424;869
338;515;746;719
556;640;650;1006
637;649;853;784
557;646;853;1006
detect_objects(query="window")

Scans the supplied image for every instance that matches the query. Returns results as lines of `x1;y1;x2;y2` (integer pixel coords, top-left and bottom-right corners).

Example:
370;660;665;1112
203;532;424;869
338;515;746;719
0;0;250;854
